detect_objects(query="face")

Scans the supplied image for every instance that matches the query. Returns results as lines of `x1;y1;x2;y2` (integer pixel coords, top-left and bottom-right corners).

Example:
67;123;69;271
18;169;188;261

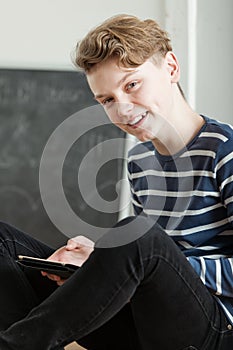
87;53;179;143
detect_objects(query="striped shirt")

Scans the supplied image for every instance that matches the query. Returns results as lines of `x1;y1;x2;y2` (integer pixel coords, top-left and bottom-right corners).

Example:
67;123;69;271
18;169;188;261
128;115;233;323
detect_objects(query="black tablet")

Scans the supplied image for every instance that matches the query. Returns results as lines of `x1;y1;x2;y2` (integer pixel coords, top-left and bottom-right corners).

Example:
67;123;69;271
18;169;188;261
17;255;79;279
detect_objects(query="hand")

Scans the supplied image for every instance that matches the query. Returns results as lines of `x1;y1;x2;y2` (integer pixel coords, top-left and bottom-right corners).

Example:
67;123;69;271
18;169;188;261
41;235;94;286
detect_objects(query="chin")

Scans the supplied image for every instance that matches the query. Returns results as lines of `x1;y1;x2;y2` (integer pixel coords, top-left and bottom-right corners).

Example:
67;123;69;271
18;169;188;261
135;130;154;142
135;135;151;143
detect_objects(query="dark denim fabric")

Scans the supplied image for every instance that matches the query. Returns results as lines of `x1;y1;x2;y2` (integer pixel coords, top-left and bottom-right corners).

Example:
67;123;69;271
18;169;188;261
0;218;232;350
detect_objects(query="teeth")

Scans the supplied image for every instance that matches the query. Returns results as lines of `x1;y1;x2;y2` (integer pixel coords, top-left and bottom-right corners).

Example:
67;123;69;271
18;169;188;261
129;112;147;126
129;115;142;125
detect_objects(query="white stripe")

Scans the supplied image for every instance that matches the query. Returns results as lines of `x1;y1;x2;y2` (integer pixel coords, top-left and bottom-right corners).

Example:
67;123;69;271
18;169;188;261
166;217;229;236
178;242;220;252
229;258;233;275
180;150;216;158
144;203;222;218
215;260;222;295
220;175;233;192
179;241;194;249
195;245;220;251
216;300;233;324
200;257;206;284
222;214;233;223
199;132;228;142
226;123;233;131
225;196;233;206
133;189;220;198
215;119;233;131
215;152;233;172
129;169;214;179
128;150;154;162
190;253;232;259
129;147;217;161
200;254;229;259
131;198;143;208
224;123;233;131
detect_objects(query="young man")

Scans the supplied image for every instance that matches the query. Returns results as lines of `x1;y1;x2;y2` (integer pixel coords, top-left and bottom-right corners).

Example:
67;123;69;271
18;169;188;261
0;14;233;349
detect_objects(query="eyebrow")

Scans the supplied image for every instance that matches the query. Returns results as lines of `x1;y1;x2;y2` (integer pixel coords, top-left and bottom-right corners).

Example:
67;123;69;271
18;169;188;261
94;69;139;100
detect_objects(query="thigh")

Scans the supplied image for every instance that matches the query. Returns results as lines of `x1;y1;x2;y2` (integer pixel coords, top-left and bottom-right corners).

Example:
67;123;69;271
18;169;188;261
130;223;224;350
220;328;233;350
0;220;55;259
77;303;142;350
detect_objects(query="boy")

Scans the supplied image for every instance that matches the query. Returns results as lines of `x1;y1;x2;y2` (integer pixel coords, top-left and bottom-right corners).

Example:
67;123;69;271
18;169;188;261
0;14;233;349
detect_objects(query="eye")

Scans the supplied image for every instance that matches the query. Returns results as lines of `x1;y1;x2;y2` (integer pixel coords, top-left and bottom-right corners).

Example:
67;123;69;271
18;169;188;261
126;81;138;92
102;97;114;106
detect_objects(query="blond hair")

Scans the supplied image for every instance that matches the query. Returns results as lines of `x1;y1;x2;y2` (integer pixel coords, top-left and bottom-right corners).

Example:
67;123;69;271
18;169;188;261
74;14;172;72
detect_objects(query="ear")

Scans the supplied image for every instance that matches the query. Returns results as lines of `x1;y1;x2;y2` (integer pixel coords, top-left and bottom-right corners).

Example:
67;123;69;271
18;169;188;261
165;51;180;83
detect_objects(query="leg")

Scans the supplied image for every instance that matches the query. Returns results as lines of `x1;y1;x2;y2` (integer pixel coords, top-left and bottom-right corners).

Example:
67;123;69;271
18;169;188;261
0;221;57;329
0;217;231;349
0;221;142;350
77;303;142;350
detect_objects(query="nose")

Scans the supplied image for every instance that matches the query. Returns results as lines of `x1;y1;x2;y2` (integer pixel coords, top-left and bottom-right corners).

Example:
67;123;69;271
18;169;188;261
116;102;133;117
116;102;134;118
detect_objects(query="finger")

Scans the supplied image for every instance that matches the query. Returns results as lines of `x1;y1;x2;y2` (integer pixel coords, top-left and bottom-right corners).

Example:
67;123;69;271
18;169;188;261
67;236;95;249
42;272;62;282
66;239;80;250
57;279;66;286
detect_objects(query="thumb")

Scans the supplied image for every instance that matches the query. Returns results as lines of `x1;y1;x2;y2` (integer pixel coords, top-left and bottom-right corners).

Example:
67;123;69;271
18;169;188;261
66;239;79;250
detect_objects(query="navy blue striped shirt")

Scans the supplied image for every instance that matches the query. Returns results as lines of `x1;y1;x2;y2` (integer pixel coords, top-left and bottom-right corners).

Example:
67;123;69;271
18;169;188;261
128;116;233;323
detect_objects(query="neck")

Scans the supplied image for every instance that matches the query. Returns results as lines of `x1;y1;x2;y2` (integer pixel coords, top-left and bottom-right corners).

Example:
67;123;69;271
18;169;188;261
152;87;204;155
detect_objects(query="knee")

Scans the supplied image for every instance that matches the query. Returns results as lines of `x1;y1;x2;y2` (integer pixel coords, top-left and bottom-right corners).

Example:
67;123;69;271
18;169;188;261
137;217;170;248
0;221;17;241
95;215;167;249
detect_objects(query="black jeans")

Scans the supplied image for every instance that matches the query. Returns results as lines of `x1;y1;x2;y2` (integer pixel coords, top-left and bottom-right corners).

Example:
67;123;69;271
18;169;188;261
0;217;232;350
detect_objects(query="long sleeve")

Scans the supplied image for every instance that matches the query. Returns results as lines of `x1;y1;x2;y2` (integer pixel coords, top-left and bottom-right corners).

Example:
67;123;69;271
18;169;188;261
126;118;233;321
188;256;233;297
188;134;233;297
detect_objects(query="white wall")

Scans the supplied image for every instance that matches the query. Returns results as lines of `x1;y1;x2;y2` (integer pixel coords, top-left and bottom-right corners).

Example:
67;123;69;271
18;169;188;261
0;0;232;118
0;0;164;70
164;0;189;99
165;0;233;124
196;0;233;122
1;0;232;222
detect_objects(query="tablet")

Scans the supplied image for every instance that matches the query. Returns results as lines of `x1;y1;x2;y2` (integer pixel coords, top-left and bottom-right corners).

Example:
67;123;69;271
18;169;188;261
17;255;79;279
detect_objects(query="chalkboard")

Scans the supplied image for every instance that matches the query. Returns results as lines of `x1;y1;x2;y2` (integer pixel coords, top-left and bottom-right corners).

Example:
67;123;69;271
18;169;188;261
0;69;125;247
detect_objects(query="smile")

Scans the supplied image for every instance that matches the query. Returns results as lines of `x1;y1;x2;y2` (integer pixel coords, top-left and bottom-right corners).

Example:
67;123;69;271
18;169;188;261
128;112;148;128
